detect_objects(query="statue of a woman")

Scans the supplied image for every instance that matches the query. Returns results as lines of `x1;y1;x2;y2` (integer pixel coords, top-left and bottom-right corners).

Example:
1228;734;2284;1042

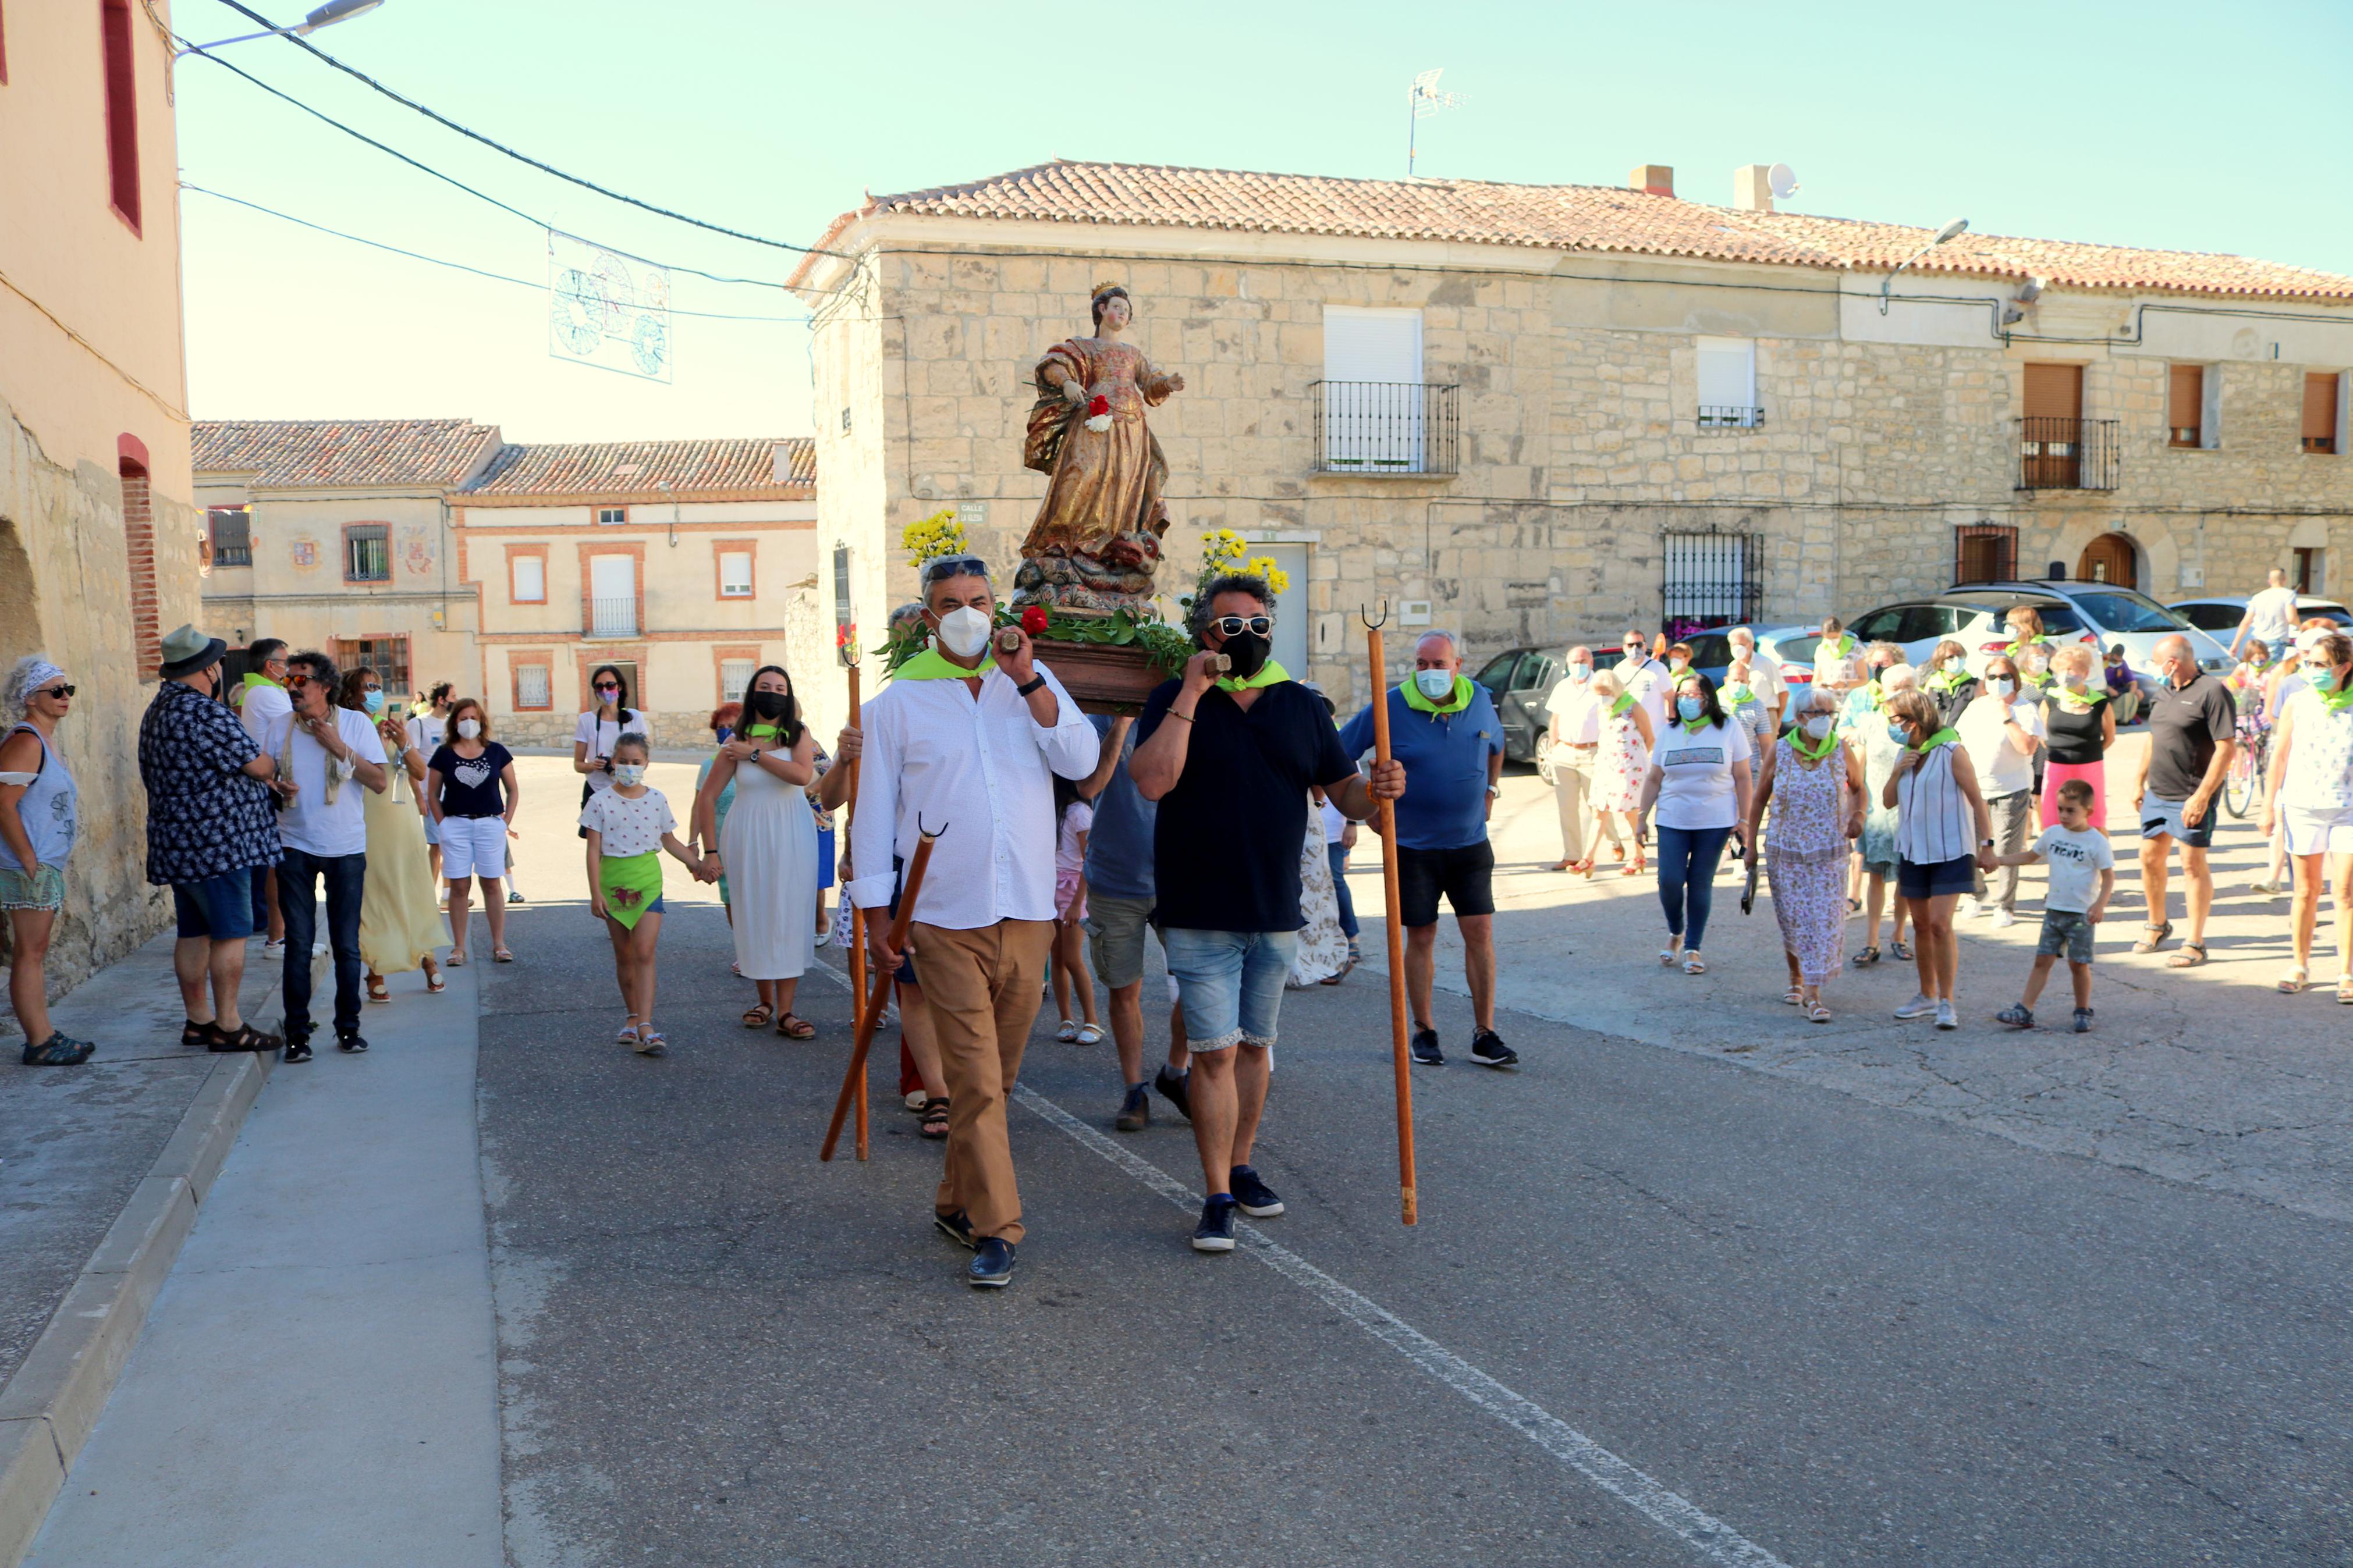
1014;283;1186;613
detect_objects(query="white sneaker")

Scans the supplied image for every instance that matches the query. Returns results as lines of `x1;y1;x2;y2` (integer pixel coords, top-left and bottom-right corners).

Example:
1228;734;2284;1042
1935;1000;1958;1030
1965;901;1993;920
1894;993;1937;1020
1992;909;2017;929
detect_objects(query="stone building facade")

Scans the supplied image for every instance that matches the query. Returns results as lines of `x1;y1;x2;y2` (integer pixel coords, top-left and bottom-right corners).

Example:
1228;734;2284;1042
788;159;2353;733
1;0;204;1019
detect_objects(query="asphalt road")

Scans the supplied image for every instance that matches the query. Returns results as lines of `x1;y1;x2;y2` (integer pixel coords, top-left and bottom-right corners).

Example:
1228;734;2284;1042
474;889;2352;1568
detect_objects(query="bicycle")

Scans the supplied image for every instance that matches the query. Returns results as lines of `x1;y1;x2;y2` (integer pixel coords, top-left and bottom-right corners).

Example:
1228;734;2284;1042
2222;713;2269;819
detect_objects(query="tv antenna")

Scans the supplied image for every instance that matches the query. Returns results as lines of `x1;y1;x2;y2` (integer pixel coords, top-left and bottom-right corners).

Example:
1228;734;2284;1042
1406;69;1464;179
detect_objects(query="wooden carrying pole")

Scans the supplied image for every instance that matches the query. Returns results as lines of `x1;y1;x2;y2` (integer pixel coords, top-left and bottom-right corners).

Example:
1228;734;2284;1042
1364;611;1419;1225
821;822;942;1162
843;660;868;1156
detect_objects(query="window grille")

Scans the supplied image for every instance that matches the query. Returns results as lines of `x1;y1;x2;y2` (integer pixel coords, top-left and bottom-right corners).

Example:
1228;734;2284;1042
1954;524;2018;585
1660;529;1761;634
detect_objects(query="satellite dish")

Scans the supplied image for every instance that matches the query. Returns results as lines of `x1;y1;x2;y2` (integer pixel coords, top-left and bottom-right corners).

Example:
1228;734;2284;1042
1768;163;1800;200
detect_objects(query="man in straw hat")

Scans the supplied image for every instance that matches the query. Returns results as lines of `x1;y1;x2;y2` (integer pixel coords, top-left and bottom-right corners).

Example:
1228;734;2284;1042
137;624;286;1054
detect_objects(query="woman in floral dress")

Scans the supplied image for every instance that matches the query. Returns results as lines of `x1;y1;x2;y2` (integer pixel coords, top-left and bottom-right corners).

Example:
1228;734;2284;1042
1588;669;1655;875
1752;689;1865;1020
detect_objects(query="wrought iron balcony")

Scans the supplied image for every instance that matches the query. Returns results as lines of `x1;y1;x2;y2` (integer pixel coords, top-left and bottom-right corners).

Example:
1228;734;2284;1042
2016;417;2120;491
1697;404;1765;429
587;596;638;638
1311;381;1459;475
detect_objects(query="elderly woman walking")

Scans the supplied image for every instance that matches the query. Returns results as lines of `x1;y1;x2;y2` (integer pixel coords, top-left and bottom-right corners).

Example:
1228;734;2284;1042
1585;667;1653;876
1;656;91;1065
1750;687;1865;1021
1884;689;1998;1029
2262;628;2353;999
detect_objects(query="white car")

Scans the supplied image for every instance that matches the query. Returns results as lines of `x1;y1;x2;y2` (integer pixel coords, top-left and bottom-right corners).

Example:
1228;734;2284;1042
1846;584;2234;685
2168;594;2351;650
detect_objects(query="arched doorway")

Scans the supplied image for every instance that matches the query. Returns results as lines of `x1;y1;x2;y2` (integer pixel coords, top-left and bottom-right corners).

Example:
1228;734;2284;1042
2077;532;2138;589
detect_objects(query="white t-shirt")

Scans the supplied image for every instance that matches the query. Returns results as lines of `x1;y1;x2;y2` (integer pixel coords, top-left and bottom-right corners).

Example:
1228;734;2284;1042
261;707;388;859
2032;823;2114;913
1650;714;1755;831
1055;800;1094;876
240;679;292;746
1544;679;1604;745
577;787;676;858
1319;797;1348;844
1622;657;1671;732
2245;585;2299;646
1736;649;1787;715
574;709;641;795
1957;693;2045;799
404;711;444;755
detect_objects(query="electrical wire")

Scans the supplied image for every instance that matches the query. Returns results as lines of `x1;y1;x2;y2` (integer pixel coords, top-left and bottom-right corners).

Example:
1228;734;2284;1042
180;182;810;323
203;0;843;258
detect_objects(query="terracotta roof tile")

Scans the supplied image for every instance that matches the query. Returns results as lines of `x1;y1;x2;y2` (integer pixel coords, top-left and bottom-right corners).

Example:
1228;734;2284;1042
193;418;500;488
462;438;814;497
795;159;2353;301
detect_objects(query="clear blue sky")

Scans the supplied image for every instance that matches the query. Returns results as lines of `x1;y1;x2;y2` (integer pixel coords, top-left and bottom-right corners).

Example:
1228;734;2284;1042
173;0;2353;442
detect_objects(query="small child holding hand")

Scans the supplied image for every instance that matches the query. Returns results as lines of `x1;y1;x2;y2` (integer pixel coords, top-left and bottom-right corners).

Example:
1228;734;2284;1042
1993;778;2116;1033
581;733;706;1055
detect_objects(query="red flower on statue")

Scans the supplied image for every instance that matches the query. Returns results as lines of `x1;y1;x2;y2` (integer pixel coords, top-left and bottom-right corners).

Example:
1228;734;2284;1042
1021;605;1051;636
1087;394;1110;418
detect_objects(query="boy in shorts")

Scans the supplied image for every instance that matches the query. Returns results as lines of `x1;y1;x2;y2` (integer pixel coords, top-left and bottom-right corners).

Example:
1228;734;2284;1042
1992;778;2116;1032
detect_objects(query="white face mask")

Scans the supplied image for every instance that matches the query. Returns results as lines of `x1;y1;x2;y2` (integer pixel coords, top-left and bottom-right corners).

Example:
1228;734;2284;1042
935;605;993;660
456;718;481;740
1414;669;1455;699
612;762;646;786
1568;662;1591;682
1801;714;1833;739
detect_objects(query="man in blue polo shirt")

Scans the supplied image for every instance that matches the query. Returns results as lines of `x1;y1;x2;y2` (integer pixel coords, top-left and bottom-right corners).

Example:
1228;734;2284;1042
1339;629;1515;1069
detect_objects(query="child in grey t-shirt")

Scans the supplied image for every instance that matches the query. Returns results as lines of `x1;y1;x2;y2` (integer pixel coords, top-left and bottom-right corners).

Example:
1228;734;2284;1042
1990;779;2116;1033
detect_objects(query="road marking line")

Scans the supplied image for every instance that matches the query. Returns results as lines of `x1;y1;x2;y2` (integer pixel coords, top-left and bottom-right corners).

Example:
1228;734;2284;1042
1010;1083;1791;1568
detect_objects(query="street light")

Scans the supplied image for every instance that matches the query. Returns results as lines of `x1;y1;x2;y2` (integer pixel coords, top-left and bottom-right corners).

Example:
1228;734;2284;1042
175;1;385;58
1878;216;1969;315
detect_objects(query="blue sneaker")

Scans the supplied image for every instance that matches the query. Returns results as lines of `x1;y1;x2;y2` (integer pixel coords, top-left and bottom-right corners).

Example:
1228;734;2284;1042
1229;1165;1284;1218
968;1237;1016;1288
1191;1194;1238;1253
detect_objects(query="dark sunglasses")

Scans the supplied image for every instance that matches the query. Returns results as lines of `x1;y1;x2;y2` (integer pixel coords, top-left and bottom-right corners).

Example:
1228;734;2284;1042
1208;615;1274;638
286;674;312;689
35;684;75;699
594;683;621;694
918;554;990;584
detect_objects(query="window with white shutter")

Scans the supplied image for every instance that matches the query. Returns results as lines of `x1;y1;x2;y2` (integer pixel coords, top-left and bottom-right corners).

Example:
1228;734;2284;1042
721;659;755;702
1321;307;1427;470
1696;338;1759;428
719;550;754;598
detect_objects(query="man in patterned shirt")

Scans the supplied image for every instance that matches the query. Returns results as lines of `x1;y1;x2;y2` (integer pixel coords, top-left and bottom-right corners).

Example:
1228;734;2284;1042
138;625;286;1053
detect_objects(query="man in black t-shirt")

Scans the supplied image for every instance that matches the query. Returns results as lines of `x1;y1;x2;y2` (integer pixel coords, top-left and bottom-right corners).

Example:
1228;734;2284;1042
2128;635;2236;966
1130;575;1404;1253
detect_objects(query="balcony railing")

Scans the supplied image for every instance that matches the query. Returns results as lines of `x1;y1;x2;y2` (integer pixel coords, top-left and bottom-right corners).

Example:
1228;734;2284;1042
1697;404;1765;429
588;596;638;638
2016;417;2120;491
1311;381;1459;475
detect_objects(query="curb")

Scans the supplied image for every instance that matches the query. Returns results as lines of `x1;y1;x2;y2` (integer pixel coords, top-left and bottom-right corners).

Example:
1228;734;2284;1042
0;947;324;1568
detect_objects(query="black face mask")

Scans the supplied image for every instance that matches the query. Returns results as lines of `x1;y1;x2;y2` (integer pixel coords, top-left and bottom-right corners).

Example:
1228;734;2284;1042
1218;629;1271;681
748;689;793;721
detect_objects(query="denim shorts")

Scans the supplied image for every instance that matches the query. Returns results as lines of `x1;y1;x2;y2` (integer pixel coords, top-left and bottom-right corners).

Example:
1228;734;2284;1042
1897;854;1978;900
2037;909;2096;965
172;869;258;940
1160;926;1298;1052
2139;794;2215;850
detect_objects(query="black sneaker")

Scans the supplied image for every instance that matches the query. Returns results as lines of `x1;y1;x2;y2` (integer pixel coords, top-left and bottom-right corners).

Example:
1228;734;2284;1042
1115;1082;1151;1133
1410;1026;1445;1066
934;1210;977;1250
968;1236;1016;1288
2072;1007;2095;1033
1191;1194;1238;1253
336;1030;369;1054
1229;1165;1284;1218
1468;1029;1518;1068
282;1036;314;1064
1154;1065;1193;1123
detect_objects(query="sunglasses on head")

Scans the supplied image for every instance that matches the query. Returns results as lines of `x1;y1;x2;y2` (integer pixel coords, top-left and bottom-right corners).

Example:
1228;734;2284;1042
919;554;990;584
36;684;74;699
1208;615;1273;638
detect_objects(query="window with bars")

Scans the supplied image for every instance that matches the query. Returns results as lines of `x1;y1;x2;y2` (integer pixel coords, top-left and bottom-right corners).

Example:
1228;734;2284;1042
1954;524;2018;585
338;636;411;696
720;659;755;702
345;524;390;582
597;506;629;524
1660;529;1761;634
208;506;251;567
514;662;552;711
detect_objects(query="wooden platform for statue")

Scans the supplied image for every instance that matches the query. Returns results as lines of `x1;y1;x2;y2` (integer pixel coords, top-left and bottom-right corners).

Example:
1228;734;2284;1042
1038;639;1171;716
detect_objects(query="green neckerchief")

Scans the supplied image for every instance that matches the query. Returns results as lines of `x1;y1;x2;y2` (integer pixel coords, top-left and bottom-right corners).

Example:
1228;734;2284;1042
1724;687;1758;707
1608;692;1637;718
1911;727;1960;754
1215;657;1289;694
1677;715;1716;735
1789;726;1840;762
1400;673;1474;716
2021;667;2054;689
1825;632;1856;659
242;671;281;694
2047;684;2106;713
1925;667;1970;694
2314;675;2353;713
895;645;998;682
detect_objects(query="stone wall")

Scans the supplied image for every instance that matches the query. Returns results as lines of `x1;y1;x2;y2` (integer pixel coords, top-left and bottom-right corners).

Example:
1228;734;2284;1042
0;398;202;1032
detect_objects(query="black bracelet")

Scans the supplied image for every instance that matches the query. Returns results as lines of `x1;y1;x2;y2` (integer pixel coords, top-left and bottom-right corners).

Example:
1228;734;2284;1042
1016;674;1047;697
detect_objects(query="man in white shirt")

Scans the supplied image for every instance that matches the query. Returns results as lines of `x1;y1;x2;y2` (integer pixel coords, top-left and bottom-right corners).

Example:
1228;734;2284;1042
1956;660;2044;924
1727;626;1786;732
2233;568;2302;660
1542;646;1609;869
260;651;387;1060
1617;629;1670;733
238;638;295;950
850;556;1098;1291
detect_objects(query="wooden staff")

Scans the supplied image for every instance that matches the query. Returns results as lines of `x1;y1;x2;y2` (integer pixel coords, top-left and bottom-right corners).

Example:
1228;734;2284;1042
821;820;943;1162
843;655;868;1155
1364;605;1419;1226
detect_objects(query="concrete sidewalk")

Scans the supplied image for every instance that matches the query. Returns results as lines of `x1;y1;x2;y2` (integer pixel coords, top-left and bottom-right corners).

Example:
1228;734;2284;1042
22;958;502;1567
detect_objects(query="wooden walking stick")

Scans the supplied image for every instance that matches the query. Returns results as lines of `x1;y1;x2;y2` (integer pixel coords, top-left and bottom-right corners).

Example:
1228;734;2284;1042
840;630;869;1157
1362;601;1419;1226
821;817;945;1163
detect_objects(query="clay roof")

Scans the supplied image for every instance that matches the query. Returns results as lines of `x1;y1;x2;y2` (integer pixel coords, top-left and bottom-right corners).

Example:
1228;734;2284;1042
790;159;2353;301
462;438;814;497
193;419;500;488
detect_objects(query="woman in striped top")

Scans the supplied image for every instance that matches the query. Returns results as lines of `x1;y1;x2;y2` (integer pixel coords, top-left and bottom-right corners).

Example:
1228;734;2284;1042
1883;689;1997;1030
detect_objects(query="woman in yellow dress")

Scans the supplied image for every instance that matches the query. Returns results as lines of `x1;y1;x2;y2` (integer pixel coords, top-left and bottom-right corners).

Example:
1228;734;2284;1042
339;669;449;1000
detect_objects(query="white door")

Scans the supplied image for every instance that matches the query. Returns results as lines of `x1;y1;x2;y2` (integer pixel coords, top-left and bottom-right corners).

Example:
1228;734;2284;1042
1322;307;1425;471
590;554;637;637
1262;544;1309;678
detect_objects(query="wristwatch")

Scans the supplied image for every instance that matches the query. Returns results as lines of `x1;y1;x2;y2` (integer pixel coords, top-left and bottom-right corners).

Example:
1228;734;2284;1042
1486;783;1503;797
1016;674;1048;696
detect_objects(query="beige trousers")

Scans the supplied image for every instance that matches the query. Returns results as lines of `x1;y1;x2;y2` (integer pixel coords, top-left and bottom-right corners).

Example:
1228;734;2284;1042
912;918;1055;1245
1552;749;1616;861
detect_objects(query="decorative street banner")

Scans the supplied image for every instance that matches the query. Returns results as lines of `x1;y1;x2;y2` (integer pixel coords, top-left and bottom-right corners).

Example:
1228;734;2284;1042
548;232;672;383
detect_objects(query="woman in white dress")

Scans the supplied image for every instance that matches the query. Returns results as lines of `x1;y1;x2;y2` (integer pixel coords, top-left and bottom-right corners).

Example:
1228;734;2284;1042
696;666;822;1038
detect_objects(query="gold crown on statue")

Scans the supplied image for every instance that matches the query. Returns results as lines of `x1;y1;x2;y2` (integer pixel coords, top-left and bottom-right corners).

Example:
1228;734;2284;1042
1091;280;1125;300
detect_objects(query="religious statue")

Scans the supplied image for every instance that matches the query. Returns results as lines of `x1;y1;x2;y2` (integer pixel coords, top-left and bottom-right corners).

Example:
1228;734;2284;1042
1013;283;1186;614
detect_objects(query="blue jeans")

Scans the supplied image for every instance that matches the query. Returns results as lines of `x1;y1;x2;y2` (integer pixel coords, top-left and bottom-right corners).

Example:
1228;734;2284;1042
278;848;366;1040
1160;927;1298;1051
1327;844;1359;940
1655;824;1733;952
